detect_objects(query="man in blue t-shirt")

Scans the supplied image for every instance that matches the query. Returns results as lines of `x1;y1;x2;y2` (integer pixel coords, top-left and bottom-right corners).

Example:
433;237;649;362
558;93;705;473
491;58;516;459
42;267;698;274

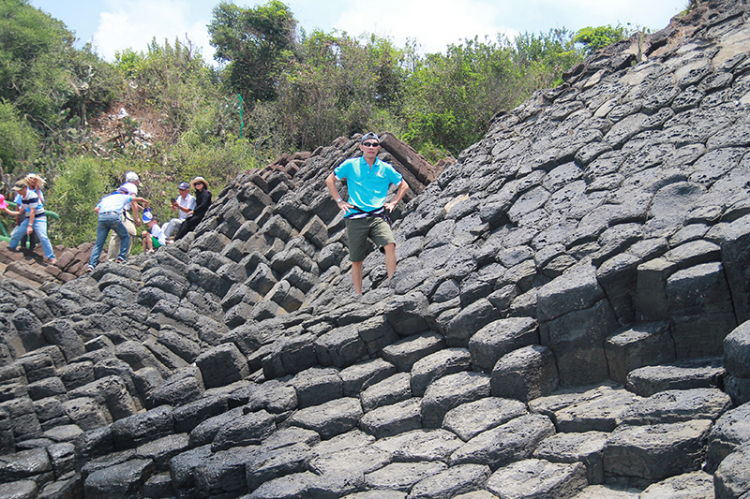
326;132;409;294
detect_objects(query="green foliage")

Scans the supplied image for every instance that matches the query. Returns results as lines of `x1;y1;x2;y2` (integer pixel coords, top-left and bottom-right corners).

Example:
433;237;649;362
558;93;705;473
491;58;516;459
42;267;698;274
572;25;632;56
0;0;119;136
116;38;222;138
0;101;40;173
263;30;406;151
209;0;297;102
45;156;106;246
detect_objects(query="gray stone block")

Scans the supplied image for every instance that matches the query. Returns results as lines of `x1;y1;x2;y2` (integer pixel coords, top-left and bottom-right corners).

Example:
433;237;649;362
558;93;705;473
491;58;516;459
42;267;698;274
408;463;491;499
211;409;276;451
110;405;174;451
289;367;343;408
192;445;258;497
374;428;462;463
410;348;471;397
83;458;155;499
603;420;712;485
446;299;497;347
421;372;490;428
357;315;399;356
617;388;732;426
640;471;716;499
383;292;432;337
667;263;737;358
443;397;527;442
468;317;539;371
315;325;368;368
555;388;641;433
360;397;422;439
491;345;559;402
714;444;750;499
450;414;555;470
540;299;619;386
605;321;676;384
534;431;609;484
0;448;52;484
486;459;587;499
365;461;447;491
245;442;313;491
381;332;444;372
341;358;398;397
725;321;750;378
706;402;750;473
626;357;725;397
361;373;412;412
287;397;363;439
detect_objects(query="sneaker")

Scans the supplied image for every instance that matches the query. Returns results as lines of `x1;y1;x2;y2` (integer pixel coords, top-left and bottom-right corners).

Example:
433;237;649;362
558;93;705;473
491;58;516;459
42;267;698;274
86;265;94;273
115;257;126;264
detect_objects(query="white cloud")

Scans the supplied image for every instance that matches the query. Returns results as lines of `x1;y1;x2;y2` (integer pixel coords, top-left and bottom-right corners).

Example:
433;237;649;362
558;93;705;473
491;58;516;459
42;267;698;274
92;0;214;62
336;0;517;53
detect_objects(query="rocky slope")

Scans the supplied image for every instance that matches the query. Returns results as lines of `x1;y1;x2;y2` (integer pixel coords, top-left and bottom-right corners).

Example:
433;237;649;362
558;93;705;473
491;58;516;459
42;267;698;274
3;0;750;497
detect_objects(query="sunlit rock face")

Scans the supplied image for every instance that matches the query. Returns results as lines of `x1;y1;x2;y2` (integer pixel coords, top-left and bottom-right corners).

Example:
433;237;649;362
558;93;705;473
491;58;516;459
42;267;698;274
3;1;750;497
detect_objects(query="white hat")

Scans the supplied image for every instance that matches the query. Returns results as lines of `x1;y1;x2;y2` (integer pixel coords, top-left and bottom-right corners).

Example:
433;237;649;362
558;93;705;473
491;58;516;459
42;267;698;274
120;183;137;195
142;209;153;222
125;171;139;183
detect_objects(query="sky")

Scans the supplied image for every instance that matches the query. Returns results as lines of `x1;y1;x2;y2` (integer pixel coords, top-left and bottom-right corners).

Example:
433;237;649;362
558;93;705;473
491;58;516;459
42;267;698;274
29;0;688;64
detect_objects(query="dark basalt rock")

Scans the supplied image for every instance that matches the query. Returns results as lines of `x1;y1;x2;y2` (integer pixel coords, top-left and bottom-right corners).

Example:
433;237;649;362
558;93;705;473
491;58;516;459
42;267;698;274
3;1;750;497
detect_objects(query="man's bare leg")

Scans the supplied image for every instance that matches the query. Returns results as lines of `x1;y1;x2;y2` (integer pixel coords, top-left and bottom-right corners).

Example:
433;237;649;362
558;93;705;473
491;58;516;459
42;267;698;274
352;261;364;295
384;243;397;283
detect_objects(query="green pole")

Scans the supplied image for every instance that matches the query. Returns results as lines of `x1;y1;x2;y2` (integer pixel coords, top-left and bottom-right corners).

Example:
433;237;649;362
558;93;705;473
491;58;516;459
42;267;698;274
238;93;244;139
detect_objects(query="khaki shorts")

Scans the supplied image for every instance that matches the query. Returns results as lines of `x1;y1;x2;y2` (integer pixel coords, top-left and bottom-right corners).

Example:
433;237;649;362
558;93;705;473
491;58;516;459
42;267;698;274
345;217;395;262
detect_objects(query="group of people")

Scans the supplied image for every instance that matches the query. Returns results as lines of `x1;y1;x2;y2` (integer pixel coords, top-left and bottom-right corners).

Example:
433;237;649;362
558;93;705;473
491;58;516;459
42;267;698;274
87;173;212;271
3;131;406;293
0;173;57;264
0;170;212;271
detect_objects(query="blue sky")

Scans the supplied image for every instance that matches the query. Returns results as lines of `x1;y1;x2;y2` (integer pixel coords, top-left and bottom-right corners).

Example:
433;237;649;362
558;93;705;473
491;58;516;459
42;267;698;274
30;0;688;63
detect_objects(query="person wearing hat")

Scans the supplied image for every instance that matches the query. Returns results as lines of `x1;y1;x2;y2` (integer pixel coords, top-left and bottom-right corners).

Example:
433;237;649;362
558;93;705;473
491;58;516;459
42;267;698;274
17;173;46;251
162;181;196;239
325;132;409;295
107;171;142;261
8;180;57;264
88;186;150;271
140;209;165;253
174;176;212;240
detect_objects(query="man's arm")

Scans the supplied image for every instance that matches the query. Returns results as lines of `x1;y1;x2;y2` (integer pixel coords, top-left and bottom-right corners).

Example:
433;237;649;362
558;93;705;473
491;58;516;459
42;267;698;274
384;180;409;212
326;172;352;213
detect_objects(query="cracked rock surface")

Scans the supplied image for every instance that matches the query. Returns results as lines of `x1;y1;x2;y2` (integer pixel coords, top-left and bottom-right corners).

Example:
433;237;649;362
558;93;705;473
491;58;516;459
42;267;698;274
4;0;750;497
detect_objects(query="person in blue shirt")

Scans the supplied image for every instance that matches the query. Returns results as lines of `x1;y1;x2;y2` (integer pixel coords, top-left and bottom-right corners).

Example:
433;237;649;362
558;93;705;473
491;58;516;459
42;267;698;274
8;180;56;264
87;187;150;272
326;132;409;295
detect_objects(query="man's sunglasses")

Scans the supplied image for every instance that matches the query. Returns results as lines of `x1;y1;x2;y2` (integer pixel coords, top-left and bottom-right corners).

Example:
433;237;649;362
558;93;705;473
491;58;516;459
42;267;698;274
362;142;379;147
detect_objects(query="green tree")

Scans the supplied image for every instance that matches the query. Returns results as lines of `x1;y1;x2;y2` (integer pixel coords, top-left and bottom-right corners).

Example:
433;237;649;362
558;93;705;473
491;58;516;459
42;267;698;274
572;24;632;55
262;30;406;151
0;0;75;131
45;156;106;246
208;0;297;102
0;102;40;173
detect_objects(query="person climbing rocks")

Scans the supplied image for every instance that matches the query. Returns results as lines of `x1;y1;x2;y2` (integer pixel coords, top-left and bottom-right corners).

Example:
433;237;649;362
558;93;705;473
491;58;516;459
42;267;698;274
325;132;409;295
7;180;57;264
107;171;142;261
88;186;150;271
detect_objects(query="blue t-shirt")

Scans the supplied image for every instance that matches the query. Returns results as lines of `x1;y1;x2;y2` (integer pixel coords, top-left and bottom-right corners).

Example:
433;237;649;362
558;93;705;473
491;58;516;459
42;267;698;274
334;157;403;216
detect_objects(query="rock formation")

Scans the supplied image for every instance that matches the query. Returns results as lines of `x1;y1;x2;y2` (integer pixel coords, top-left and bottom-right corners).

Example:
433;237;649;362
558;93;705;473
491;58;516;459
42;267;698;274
3;0;750;497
